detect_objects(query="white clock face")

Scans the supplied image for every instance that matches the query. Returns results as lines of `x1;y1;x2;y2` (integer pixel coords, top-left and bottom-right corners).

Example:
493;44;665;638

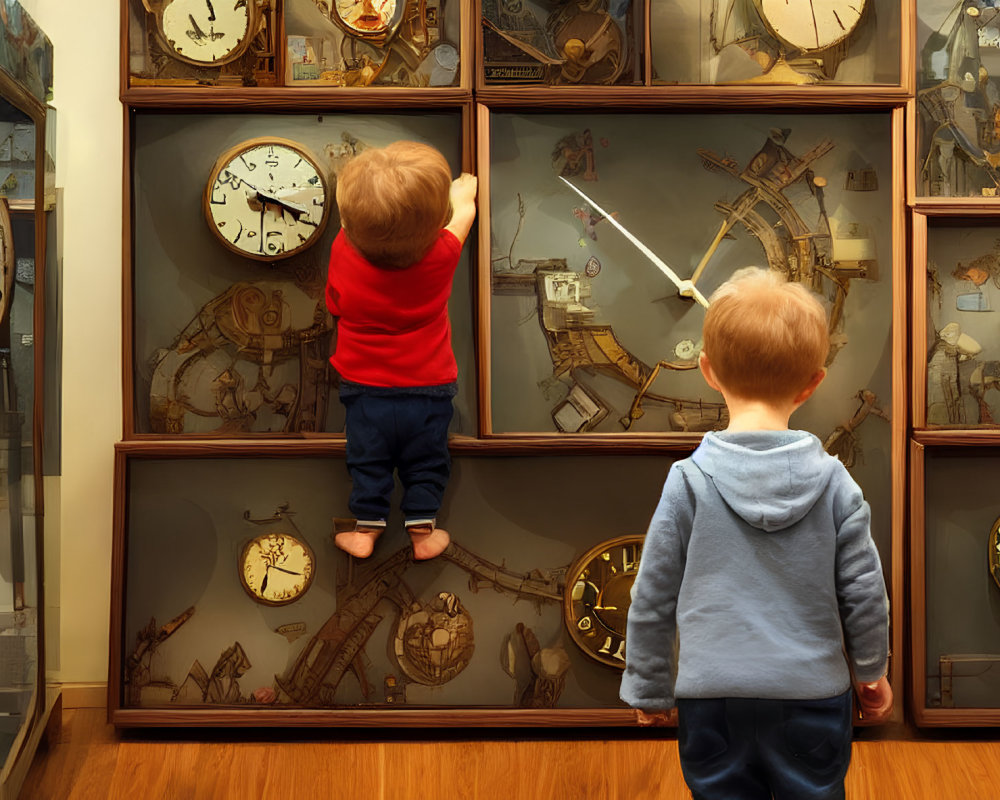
162;0;250;63
335;0;398;34
758;0;866;52
207;142;328;260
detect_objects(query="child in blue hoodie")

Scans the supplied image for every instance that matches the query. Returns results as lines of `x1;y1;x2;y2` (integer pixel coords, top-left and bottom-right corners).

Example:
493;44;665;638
620;267;891;800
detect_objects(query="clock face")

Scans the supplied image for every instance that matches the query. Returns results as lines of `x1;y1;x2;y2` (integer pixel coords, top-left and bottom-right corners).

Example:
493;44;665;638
758;0;866;52
239;532;315;606
206;139;330;261
161;0;251;64
563;535;643;669
333;0;403;42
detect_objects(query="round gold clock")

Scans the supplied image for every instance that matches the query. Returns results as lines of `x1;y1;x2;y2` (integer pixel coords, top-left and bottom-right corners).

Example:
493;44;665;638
157;0;258;66
563;535;643;669
755;0;866;53
990;517;1000;591
239;532;316;606
205;137;330;261
332;0;405;47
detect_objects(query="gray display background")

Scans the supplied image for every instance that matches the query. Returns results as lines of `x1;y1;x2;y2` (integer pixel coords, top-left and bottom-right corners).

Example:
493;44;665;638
125;454;674;709
651;0;901;84
924;452;1000;708
488;112;894;566
132;111;476;435
926;222;1000;425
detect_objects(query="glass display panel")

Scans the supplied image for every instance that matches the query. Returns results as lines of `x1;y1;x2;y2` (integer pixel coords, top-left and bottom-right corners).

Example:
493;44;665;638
121;454;674;711
131;111;475;436
0;97;37;770
924;450;1000;709
917;0;1000;197
925;219;1000;426
127;0;279;87
651;0;901;85
284;0;461;87
481;0;642;85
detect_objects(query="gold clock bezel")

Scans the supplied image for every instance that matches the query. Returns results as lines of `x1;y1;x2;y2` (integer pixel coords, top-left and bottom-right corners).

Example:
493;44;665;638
0;198;14;325
204;136;331;262
563;534;643;670
990;517;1000;591
238;532;316;607
152;0;259;68
331;0;406;49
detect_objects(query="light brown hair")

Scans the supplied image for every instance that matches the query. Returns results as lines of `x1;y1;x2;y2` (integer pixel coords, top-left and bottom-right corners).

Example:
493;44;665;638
335;141;452;269
702;267;829;402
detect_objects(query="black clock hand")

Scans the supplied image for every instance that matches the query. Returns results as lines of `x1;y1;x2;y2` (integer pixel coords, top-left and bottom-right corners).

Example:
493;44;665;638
188;14;207;42
270;565;303;576
206;0;216;22
260;565;269;593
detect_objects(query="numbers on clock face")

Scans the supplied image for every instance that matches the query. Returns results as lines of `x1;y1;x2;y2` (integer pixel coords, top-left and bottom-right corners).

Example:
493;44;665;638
564;536;643;669
161;0;251;63
758;0;866;52
208;142;327;260
240;533;315;605
335;0;398;34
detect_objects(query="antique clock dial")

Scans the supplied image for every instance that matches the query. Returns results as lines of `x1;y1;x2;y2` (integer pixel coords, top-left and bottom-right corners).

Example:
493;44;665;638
159;0;252;64
332;0;404;45
239;532;315;606
205;138;330;261
756;0;866;52
563;535;643;669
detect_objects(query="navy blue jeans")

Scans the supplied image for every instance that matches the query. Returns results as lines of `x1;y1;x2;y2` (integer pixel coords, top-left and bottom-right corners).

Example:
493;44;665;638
342;392;453;525
676;692;853;800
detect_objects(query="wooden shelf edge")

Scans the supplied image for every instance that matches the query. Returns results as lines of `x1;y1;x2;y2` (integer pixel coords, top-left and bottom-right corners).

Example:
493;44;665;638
110;707;638;728
912;708;1000;728
909;199;1000;214
122;86;473;110
911;430;1000;446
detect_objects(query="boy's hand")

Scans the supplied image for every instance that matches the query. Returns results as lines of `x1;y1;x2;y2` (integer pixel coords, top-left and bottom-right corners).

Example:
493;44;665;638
856;676;893;722
635;708;676;727
450;173;478;205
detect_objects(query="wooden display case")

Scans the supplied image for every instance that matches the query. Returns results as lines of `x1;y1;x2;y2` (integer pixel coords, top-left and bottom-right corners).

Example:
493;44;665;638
112;0;910;727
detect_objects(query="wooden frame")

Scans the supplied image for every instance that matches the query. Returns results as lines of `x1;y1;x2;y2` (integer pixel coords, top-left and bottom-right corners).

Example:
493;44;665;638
116;0;911;728
910;440;1000;726
474;0;914;100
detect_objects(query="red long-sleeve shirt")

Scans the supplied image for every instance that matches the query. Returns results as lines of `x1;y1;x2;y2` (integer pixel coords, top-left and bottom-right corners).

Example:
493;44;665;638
325;229;461;387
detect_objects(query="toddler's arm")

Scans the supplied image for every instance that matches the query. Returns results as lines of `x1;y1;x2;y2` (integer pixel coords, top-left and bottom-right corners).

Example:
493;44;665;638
445;173;478;244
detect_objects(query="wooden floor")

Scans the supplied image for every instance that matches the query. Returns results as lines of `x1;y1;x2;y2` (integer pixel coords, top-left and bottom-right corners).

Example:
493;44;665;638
18;708;1000;799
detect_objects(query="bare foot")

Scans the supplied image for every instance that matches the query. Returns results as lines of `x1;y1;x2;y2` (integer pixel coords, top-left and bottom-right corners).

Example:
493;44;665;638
333;526;382;558
407;525;450;560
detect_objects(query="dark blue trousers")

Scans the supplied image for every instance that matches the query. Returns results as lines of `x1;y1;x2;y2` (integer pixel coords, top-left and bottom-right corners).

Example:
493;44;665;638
342;392;453;525
676;692;853;800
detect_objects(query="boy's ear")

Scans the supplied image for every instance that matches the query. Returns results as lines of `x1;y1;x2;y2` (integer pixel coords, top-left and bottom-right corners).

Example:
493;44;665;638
793;368;826;405
699;351;722;392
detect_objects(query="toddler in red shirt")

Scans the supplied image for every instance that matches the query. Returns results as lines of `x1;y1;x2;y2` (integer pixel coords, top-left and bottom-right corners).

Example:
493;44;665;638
325;141;477;560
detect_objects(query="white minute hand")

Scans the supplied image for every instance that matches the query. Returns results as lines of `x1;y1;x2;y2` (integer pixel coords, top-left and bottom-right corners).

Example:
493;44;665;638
559;177;710;308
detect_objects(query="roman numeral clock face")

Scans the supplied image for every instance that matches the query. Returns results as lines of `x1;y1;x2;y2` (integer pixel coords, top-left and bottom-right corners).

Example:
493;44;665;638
205;138;330;261
160;0;251;64
563;536;644;669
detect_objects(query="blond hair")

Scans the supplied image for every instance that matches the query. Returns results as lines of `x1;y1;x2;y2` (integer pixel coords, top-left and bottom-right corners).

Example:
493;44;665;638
702;267;829;402
335;141;452;269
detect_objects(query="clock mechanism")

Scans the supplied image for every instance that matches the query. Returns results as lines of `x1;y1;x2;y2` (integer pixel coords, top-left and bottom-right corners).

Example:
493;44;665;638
563;535;643;669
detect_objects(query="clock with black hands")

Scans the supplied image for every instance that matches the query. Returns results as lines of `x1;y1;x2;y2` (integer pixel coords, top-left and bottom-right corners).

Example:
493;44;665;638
157;0;257;66
205;137;330;261
239;532;316;606
755;0;866;52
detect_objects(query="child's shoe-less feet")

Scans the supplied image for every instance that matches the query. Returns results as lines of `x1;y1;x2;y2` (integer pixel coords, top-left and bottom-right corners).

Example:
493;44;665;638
407;522;450;560
333;518;384;558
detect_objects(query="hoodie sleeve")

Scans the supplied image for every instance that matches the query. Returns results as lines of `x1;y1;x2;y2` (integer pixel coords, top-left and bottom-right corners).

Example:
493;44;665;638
620;464;691;711
833;474;890;684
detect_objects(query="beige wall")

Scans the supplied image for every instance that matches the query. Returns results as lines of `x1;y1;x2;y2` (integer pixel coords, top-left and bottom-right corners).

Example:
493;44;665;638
21;0;123;683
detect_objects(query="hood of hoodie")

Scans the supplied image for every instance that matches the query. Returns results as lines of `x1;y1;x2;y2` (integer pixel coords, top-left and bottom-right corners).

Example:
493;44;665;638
690;430;839;533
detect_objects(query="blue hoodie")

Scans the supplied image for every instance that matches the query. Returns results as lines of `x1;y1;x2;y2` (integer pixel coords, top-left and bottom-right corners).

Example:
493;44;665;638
620;430;889;710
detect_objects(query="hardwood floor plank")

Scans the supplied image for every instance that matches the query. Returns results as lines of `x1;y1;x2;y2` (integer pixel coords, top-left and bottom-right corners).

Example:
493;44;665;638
17;710;1000;800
